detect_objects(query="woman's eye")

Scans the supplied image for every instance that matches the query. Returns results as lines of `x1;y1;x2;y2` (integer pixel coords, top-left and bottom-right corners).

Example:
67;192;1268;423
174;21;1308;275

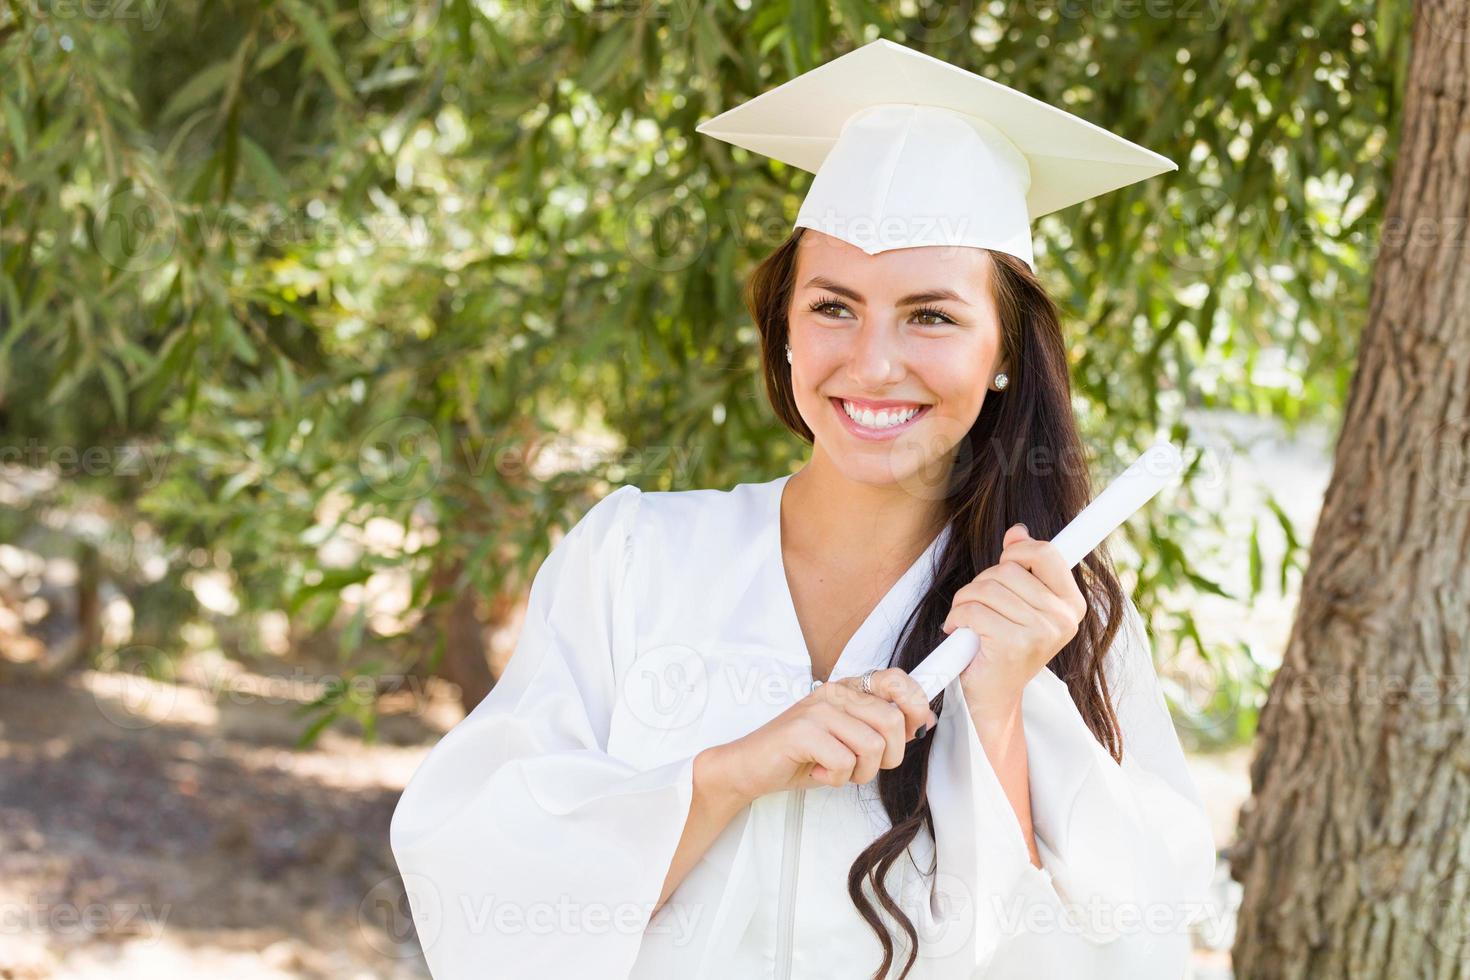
806;300;954;325
809;300;852;318
913;308;954;326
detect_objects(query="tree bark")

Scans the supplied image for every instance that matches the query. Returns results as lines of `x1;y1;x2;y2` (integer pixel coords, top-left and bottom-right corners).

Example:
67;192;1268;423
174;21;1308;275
429;557;495;714
1230;3;1470;977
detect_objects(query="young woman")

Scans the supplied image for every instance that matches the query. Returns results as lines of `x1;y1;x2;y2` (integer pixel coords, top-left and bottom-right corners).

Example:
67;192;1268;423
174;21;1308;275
391;38;1216;980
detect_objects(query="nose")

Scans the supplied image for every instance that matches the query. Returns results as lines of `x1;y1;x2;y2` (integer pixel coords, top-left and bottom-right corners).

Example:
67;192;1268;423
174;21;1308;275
846;318;905;389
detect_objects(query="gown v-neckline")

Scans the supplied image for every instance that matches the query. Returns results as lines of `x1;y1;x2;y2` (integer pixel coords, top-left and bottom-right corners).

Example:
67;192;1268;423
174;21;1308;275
768;473;951;685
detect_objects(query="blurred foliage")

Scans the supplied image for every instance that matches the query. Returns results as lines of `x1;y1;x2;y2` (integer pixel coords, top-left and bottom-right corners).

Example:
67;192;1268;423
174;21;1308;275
0;0;1410;745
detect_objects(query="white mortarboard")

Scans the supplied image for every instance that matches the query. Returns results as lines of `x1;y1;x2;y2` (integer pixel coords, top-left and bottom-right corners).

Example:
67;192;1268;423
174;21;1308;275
695;38;1177;269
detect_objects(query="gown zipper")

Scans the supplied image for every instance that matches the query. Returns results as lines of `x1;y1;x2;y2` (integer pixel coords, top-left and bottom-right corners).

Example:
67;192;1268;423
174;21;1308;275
775;676;822;980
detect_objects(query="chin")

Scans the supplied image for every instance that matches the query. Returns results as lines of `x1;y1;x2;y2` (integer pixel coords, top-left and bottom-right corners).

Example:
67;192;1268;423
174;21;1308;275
817;440;941;491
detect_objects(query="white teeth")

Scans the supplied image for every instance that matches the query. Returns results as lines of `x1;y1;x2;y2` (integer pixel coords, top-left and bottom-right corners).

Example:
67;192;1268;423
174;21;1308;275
841;400;923;429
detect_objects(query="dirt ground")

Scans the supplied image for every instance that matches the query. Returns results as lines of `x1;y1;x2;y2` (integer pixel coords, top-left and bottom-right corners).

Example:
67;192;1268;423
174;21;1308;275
0;656;456;980
0;660;1248;979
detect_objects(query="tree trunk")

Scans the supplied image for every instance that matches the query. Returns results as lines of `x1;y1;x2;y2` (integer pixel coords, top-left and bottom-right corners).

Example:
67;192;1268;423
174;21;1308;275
1229;3;1470;977
429;558;495;714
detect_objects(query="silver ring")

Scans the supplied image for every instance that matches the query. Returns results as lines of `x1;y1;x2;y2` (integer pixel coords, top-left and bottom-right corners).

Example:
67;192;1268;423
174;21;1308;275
861;667;878;695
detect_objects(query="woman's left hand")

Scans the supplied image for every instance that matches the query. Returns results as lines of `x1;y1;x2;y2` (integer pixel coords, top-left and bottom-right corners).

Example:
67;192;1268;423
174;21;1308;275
941;523;1088;720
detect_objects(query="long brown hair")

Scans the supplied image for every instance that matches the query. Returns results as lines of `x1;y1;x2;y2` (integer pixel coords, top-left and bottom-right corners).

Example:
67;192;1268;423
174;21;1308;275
744;227;1128;980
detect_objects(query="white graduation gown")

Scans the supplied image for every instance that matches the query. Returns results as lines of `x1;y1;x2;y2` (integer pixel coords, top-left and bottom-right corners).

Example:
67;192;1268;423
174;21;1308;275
389;475;1217;979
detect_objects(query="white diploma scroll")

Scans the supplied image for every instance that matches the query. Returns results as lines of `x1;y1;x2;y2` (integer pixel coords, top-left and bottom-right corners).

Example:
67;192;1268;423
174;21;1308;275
909;440;1184;701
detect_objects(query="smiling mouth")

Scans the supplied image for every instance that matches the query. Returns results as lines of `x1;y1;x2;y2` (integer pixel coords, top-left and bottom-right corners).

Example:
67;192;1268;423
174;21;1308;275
829;397;932;435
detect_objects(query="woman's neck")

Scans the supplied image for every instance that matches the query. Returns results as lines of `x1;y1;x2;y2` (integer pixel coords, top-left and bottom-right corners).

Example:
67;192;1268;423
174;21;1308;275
781;462;948;574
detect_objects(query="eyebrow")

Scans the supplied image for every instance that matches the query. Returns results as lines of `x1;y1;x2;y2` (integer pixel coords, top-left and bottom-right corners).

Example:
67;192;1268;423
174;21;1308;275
801;276;971;307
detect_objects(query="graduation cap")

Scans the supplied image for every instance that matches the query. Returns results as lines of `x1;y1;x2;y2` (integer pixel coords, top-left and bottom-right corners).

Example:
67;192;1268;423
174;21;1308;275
695;38;1177;269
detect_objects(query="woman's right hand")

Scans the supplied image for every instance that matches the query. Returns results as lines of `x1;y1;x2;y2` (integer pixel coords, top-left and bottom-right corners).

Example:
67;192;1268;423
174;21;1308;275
707;667;940;804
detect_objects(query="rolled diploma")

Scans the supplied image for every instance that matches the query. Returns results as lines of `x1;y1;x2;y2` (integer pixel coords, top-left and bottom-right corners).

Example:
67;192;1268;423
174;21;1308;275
908;440;1184;701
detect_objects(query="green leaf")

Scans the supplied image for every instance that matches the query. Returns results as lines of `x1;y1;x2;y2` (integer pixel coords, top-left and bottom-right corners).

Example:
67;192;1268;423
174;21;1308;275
98;359;128;425
831;0;877;34
452;0;474;62
339;604;366;659
275;351;300;406
788;0;816;66
1374;0;1398;63
217;316;259;366
1184;569;1233;599
159;60;235;124
578;20;633;94
239;134;288;202
1248;518;1263;597
295;709;337;749
279;0;356;103
1;93;27;160
218;467;259;502
288;566;374;614
254;38;297;72
1265;497;1300;592
0;271;27;356
424;629;446;675
220;97;241;201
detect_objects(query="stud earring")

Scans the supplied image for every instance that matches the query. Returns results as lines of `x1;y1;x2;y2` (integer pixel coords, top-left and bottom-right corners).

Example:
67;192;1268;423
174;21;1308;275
994;372;1009;390
785;344;793;365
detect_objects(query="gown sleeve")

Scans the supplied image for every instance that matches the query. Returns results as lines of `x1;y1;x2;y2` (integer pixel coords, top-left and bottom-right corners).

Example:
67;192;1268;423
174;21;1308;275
922;590;1217;978
388;484;699;978
1018;591;1217;938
